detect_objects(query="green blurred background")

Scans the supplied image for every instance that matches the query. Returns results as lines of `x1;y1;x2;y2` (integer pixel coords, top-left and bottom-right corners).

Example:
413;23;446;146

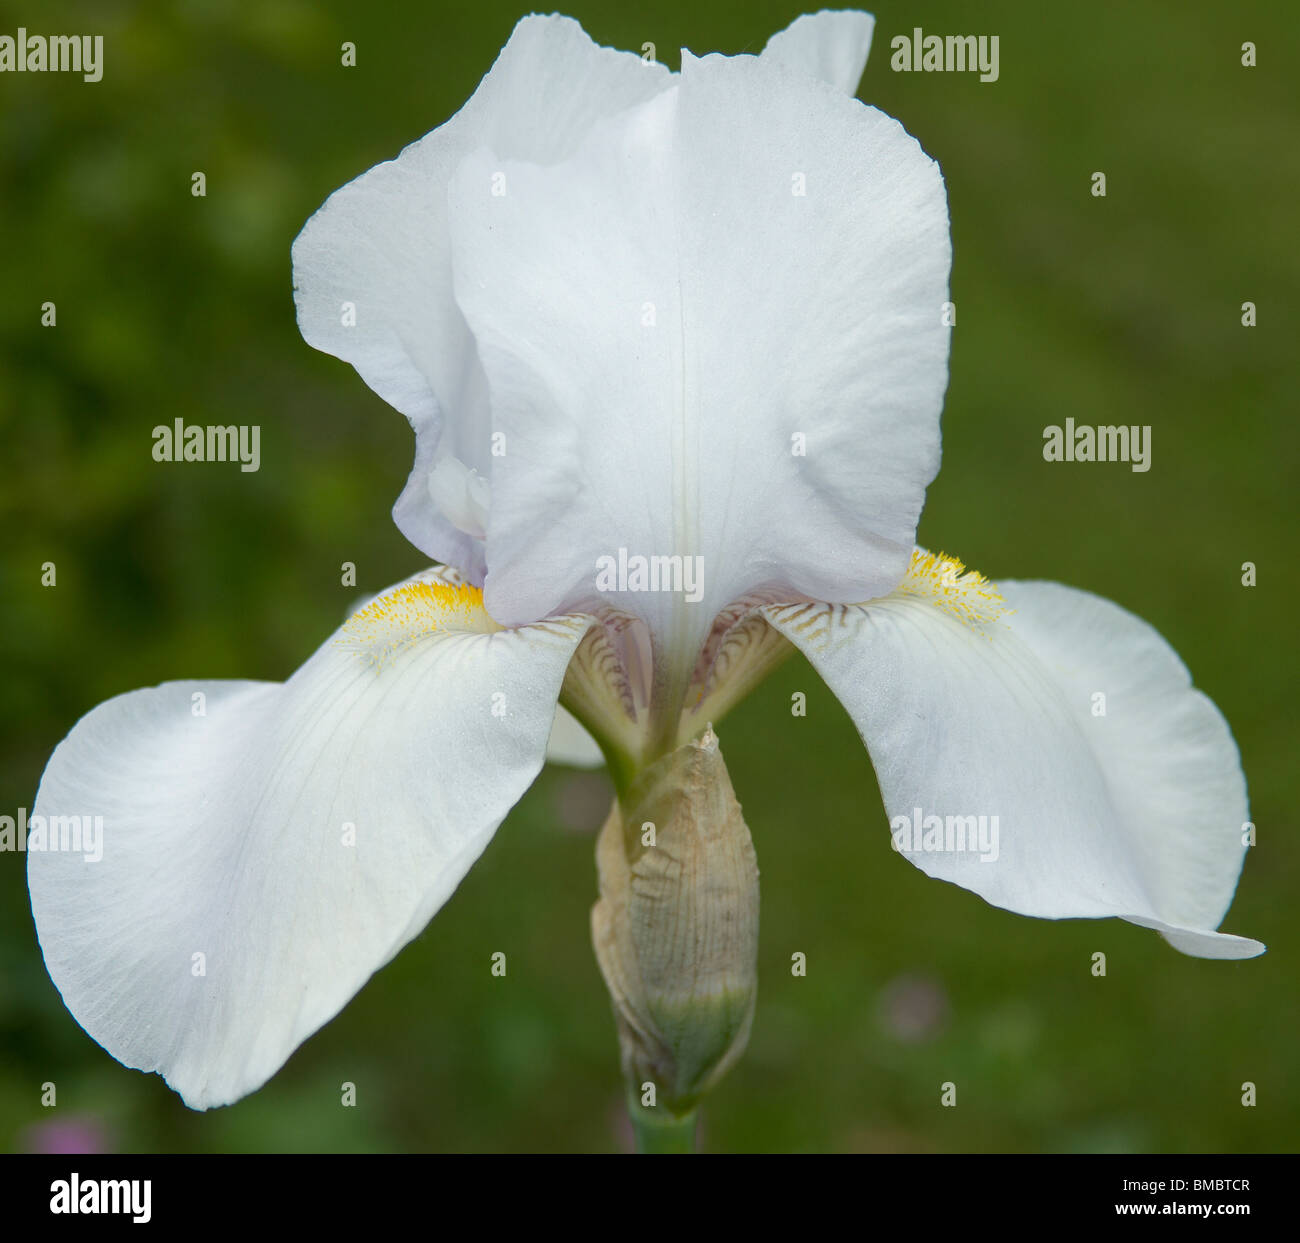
1;0;1296;1153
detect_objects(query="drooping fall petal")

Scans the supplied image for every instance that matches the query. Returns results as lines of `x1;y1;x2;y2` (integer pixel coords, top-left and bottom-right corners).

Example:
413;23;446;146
764;556;1262;959
29;571;589;1108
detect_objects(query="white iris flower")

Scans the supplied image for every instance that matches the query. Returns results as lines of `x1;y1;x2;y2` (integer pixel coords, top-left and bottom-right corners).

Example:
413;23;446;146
29;11;1260;1114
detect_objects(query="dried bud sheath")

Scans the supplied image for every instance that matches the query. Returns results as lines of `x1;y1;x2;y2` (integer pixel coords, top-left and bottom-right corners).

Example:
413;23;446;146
591;726;759;1117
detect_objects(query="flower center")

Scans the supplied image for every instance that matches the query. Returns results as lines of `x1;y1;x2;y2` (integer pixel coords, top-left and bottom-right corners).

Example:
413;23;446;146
561;598;795;790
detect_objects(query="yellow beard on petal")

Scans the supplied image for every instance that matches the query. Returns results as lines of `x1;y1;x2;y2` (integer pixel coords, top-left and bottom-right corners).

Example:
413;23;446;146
895;548;1010;631
338;580;500;667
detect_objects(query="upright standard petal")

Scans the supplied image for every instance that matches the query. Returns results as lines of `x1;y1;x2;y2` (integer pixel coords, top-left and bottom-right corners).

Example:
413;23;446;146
763;552;1262;958
760;9;876;96
292;16;671;578
29;572;589;1108
449;50;950;657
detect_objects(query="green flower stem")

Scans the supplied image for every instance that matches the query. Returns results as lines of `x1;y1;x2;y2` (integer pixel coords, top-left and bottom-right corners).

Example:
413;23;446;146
628;1100;698;1154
